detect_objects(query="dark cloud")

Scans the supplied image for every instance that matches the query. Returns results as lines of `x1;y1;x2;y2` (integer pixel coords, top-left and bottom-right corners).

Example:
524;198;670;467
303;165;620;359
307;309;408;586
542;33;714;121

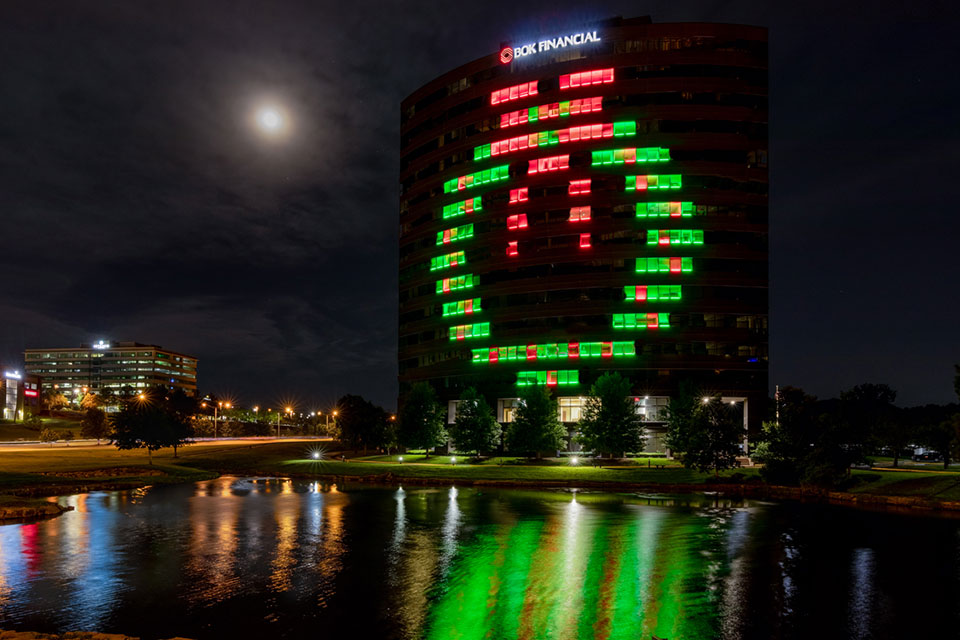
0;0;957;408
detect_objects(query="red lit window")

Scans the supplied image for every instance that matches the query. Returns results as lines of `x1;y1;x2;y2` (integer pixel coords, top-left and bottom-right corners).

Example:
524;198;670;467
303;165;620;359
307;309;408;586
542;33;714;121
669;257;683;273
509;188;528;204
579;233;591;248
557;123;613;143
546;370;559;386
568;342;580;358
569;206;591;222
559;68;614;90
635;286;648;301
527;344;537;360
490;80;539;106
506;214;528;230
506;241;518;256
568;179;591;195
528;154;569;174
602;342;613;357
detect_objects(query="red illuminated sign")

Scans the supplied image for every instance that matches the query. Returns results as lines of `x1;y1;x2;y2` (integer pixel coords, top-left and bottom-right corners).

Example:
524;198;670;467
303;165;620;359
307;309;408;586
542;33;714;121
499;47;513;64
24;390;38;397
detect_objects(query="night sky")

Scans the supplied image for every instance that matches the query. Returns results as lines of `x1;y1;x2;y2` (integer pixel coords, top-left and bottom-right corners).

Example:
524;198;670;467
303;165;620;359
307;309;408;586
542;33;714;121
1;1;958;410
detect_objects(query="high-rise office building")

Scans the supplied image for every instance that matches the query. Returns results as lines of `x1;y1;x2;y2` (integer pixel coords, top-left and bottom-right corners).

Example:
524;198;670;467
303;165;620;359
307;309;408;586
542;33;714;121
399;17;767;450
24;341;198;397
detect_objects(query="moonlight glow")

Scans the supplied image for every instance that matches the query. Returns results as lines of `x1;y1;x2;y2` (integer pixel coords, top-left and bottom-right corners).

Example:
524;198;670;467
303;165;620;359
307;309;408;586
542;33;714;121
257;108;283;131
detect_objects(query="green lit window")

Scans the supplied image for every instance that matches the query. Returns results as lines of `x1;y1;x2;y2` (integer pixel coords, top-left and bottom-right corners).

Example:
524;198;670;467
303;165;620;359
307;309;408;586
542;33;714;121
471;341;635;364
442;197;482;220
430;251;466;271
635;257;693;273
646;229;704;246
590;147;671;166
449;322;490;341
442;298;481;316
443;165;510;193
516;370;580;387
624;285;682;301
625;175;682;191
637;202;693;218
612;313;671;330
436;274;477;294
436;223;474;245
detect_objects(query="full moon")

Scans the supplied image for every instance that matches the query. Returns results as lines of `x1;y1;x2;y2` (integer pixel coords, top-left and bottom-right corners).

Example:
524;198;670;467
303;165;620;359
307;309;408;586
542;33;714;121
257;108;283;131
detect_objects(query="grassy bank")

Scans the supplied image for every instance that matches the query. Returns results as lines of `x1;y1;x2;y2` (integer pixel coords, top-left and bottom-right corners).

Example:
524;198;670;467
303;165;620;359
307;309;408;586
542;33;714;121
2;440;960;509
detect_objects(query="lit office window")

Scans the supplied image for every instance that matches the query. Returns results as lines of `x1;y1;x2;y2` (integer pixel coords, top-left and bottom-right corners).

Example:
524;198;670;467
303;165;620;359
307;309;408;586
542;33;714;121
646;229;704;246
559;68;614;89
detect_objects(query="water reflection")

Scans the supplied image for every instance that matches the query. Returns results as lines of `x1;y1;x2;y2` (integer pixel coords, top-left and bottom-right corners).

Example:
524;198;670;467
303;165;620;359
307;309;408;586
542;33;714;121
0;480;959;639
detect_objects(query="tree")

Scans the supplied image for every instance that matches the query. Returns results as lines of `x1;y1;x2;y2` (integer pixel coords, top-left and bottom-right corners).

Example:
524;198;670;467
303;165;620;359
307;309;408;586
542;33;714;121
681;397;743;477
920;414;960;470
397;382;447;455
80;392;101;410
664;379;700;456
840;383;899;463
80;407;111;444
576;372;645;457
336;394;391;452
42;390;69;411
39;428;57;446
449;387;500;458
506;386;565;458
111;402;193;463
62;430;75;445
754;386;861;487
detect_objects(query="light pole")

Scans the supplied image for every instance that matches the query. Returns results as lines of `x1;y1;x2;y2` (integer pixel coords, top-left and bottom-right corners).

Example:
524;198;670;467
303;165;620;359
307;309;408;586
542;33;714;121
201;401;231;439
325;410;338;434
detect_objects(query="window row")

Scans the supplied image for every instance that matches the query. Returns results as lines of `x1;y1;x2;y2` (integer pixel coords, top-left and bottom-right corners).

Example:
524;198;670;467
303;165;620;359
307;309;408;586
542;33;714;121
490;80;539;106
626;174;682;191
472;341;636;364
528;154;570;174
499;96;603;129
623;285;683;301
443;165;510;193
637;202;693;218
436;274;477;294
569;206;591;222
559;68;614;89
647;229;704;245
517;369;581;387
436;223;474;245
442;298;481;317
474;121;637;160
430;250;465;271
612;313;672;329
636;257;694;273
591;147;672;166
441;197;482;220
449;322;490;341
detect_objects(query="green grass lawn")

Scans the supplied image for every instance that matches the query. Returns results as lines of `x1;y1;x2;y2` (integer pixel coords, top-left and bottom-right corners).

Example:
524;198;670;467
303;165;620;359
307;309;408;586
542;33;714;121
3;441;960;504
0;416;84;441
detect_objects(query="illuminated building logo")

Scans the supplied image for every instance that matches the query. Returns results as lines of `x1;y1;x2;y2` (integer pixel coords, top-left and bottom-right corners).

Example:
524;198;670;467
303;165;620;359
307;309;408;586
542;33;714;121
501;31;600;64
93;340;111;350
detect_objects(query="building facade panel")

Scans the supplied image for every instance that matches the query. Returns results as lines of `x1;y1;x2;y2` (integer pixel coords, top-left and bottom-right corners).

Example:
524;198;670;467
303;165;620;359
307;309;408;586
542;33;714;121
23;341;198;397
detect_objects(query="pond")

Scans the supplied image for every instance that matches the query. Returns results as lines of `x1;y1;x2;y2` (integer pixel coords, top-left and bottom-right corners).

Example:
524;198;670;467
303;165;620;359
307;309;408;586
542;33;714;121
0;477;957;639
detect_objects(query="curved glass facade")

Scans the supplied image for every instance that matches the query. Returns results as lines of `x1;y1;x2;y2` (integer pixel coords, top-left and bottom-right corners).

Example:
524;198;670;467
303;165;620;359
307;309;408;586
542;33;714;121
399;17;768;445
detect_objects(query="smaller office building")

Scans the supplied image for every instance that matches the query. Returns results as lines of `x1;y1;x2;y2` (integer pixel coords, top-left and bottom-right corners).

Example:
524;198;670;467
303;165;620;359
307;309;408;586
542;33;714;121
23;341;198;397
2;369;41;421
